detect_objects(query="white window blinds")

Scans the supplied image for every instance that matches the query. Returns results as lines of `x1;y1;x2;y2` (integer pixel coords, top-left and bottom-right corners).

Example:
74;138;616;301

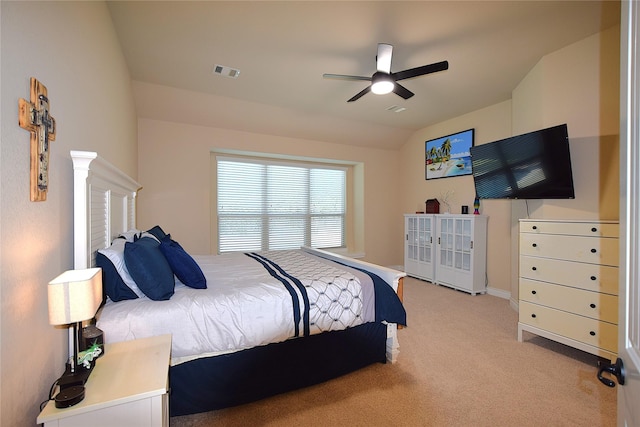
217;157;346;253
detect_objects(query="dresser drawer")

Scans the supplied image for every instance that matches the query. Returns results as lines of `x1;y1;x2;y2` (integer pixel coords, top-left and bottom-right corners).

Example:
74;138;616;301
519;301;617;353
520;233;619;266
519;256;619;295
520;221;619;238
519;279;618;323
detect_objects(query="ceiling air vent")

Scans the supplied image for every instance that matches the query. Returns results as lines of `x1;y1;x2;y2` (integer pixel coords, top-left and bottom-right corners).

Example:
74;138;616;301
386;105;407;113
213;64;240;79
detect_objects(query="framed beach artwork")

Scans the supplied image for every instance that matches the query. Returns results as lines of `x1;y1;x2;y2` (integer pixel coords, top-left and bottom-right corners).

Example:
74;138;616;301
425;128;475;180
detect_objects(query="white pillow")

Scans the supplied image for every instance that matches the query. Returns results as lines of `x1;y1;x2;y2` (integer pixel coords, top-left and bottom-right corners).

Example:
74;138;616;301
97;238;146;298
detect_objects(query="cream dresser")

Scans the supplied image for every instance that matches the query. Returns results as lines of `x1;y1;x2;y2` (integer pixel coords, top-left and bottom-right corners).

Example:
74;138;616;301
517;219;619;361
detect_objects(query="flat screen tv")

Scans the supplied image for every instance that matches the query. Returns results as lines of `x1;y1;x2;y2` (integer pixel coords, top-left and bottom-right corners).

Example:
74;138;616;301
470;124;575;199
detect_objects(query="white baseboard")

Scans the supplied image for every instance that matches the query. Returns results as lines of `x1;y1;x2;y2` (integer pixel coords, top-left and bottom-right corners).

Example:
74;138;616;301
487;286;511;300
397;272;513;302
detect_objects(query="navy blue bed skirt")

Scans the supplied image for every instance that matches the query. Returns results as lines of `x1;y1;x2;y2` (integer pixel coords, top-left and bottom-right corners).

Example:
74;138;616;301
169;321;388;416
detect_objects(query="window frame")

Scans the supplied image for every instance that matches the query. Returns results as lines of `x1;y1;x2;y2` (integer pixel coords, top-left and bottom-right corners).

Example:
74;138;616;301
215;155;349;253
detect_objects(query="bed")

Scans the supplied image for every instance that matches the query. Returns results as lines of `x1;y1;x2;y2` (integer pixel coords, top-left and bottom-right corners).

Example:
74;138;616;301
70;150;406;416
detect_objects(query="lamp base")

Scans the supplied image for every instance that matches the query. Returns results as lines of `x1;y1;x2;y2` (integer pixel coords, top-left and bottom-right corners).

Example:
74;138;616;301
57;362;94;390
54;385;85;408
54;362;93;408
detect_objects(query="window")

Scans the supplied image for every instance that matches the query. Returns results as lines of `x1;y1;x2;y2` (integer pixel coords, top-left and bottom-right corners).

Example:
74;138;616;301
217;157;346;253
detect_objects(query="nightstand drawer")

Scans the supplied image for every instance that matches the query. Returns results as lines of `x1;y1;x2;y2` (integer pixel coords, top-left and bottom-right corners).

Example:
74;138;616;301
520;233;618;266
519;256;619;294
519;221;619;238
519;301;617;353
519;279;618;323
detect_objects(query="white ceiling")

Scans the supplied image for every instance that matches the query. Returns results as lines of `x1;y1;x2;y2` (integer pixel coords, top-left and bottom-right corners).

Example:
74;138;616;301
107;1;620;150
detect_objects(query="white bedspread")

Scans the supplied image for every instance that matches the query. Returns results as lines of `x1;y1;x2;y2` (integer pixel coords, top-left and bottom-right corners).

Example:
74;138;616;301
96;250;375;365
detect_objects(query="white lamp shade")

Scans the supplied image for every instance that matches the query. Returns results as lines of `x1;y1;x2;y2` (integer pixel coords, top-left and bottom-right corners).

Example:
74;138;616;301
48;268;102;325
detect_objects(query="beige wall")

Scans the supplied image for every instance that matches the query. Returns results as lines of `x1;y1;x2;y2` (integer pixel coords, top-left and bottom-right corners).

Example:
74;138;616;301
138;25;620;301
399;101;513;296
511;25;620;220
136;115;403;267
0;2;137;426
400;25;620;301
507;26;621;305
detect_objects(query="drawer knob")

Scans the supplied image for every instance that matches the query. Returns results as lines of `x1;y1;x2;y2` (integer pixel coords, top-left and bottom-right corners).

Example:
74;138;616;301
591;248;597;253
531;290;537;295
532;243;537;248
532;225;538;230
591;227;598;232
531;314;537;318
591;276;597;281
590;303;597;309
531;266;537;271
590;331;596;336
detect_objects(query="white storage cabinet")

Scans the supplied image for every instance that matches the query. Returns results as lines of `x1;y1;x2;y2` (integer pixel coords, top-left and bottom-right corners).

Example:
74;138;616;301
404;214;488;295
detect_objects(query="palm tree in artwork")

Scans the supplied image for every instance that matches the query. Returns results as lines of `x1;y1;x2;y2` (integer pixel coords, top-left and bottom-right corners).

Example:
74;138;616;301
441;138;452;160
427;146;438;164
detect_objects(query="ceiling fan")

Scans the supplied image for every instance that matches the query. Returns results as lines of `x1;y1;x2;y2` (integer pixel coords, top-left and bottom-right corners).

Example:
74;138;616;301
323;43;449;102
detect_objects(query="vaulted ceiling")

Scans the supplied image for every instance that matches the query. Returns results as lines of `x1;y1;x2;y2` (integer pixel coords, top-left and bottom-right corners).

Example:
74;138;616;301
108;1;620;149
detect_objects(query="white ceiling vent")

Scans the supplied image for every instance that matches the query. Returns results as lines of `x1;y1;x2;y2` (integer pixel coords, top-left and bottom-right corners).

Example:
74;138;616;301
213;64;241;79
386;105;407;113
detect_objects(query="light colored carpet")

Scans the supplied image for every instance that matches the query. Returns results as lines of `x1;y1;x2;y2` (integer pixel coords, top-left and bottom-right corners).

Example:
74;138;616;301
171;277;617;426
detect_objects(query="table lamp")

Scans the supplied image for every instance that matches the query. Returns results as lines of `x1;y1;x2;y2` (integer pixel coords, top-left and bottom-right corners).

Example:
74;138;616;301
48;267;102;408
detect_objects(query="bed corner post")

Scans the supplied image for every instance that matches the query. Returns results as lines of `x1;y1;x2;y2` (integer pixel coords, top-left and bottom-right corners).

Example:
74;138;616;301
71;150;98;269
386;323;400;363
396;277;404;330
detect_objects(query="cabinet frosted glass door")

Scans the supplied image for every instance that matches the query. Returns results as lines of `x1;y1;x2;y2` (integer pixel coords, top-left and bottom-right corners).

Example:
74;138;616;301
437;216;474;289
404;215;435;281
418;217;433;264
457;219;472;271
438;217;454;281
406;216;419;263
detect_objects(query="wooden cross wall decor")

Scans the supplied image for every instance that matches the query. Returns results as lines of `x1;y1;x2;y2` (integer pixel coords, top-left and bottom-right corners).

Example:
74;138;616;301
19;77;57;202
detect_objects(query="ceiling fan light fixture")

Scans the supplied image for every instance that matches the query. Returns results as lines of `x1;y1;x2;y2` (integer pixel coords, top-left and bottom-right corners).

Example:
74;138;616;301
323;44;448;102
371;72;394;95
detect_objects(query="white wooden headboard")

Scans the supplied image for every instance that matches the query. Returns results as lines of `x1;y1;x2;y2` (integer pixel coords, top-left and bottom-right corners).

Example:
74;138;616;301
71;151;141;270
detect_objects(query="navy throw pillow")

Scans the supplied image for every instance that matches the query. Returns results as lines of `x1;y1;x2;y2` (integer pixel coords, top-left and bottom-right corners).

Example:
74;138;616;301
95;252;138;302
146;225;168;241
159;235;207;289
124;237;175;300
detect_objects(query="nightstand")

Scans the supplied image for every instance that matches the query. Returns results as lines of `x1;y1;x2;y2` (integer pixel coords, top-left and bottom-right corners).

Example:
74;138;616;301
37;334;172;427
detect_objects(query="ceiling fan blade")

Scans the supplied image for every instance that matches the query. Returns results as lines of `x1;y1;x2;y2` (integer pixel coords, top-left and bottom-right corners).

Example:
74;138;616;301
323;73;371;82
393;83;414;100
393;61;449;81
347;86;372;102
376;43;393;73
